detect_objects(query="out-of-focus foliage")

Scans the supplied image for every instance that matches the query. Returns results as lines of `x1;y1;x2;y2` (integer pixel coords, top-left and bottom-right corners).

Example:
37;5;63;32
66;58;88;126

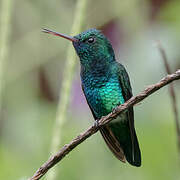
0;0;180;180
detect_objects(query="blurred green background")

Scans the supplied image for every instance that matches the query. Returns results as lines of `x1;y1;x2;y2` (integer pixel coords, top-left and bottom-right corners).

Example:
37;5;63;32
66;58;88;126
0;0;180;180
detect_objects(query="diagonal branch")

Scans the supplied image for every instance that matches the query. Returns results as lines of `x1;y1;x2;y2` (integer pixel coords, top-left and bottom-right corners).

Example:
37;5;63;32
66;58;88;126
29;69;180;180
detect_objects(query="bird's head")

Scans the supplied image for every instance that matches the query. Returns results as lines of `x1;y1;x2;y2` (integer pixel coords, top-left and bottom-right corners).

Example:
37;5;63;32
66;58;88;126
42;28;115;66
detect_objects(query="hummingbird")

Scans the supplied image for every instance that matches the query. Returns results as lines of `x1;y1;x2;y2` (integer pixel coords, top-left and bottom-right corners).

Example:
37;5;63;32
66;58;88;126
42;28;141;167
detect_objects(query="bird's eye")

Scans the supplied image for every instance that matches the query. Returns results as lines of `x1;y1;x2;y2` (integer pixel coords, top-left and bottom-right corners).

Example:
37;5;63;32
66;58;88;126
87;37;95;43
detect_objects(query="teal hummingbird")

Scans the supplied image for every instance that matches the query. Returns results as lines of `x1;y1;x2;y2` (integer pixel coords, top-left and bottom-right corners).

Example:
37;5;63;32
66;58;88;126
42;28;141;167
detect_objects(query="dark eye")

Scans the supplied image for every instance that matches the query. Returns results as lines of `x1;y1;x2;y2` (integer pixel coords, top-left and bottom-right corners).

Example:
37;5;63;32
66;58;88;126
87;37;95;43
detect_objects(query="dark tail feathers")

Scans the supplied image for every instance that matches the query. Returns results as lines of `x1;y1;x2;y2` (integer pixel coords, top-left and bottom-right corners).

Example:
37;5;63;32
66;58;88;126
100;124;141;167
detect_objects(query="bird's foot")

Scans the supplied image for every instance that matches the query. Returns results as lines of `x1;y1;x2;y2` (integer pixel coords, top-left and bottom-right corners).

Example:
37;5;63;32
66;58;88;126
94;119;99;128
112;103;123;113
112;106;118;113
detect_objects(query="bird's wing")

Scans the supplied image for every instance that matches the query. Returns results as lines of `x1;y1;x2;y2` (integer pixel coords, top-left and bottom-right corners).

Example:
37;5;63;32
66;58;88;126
117;63;133;101
81;85;126;162
116;62;135;154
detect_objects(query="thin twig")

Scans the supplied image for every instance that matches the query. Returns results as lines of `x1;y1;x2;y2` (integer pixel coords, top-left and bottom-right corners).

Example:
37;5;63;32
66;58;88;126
29;69;180;180
0;0;13;117
157;42;180;152
46;0;88;179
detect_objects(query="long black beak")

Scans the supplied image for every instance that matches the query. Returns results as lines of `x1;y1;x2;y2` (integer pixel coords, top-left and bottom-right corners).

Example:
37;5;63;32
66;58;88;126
42;28;78;42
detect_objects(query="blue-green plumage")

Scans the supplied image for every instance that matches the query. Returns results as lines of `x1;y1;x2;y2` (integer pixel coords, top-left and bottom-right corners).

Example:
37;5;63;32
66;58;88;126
73;29;141;167
43;28;141;166
81;65;125;119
